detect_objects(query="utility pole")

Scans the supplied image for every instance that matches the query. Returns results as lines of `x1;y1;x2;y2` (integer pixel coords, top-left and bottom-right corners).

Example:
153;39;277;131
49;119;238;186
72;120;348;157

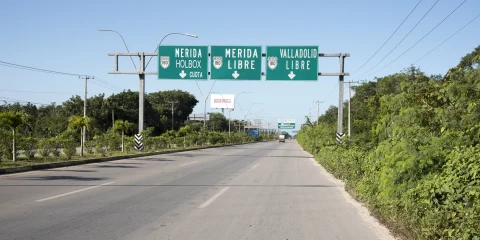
168;101;178;130
112;110;114;130
228;109;231;136
79;75;93;157
344;80;359;137
203;96;208;128
314;100;323;126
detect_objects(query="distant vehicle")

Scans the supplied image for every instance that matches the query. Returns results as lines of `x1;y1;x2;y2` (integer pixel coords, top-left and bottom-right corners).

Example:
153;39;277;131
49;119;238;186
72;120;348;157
279;134;285;143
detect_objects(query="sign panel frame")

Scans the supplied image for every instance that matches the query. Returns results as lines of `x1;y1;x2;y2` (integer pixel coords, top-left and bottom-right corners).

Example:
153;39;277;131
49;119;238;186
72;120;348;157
266;46;319;81
210;45;262;80
158;45;208;80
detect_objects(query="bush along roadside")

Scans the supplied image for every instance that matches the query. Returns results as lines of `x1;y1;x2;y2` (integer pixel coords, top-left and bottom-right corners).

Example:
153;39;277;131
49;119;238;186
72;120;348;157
0;126;276;169
297;47;480;240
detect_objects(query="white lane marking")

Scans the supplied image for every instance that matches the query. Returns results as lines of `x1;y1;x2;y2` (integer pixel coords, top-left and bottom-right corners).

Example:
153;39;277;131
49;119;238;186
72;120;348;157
179;161;198;167
251;164;260;170
198;187;229;208
35;182;115;202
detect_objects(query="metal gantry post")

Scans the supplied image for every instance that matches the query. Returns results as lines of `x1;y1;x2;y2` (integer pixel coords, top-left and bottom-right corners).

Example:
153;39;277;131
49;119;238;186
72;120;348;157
337;54;345;141
139;53;145;134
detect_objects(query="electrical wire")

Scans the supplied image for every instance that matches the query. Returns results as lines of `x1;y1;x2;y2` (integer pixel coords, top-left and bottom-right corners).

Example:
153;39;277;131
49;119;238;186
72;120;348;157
366;0;468;78
0;97;50;106
0;89;80;95
357;0;441;78
352;0;423;76
0;60;123;92
414;13;480;64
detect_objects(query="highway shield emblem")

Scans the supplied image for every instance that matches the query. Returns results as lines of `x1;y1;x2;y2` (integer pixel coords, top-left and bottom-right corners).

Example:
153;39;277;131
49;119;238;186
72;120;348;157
160;56;170;69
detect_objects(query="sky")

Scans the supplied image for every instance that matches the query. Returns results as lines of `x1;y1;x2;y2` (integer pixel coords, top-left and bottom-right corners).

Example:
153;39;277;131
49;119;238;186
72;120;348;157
1;0;479;133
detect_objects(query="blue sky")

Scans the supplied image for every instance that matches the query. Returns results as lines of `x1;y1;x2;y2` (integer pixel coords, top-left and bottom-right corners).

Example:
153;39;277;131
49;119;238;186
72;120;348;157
1;0;479;132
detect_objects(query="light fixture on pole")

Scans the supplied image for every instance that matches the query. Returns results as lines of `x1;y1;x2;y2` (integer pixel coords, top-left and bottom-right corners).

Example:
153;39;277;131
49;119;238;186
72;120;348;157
101;30;197;135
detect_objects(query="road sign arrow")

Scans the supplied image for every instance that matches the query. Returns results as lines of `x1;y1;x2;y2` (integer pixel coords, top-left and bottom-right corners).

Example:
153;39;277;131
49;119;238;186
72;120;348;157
179;70;187;79
288;71;296;79
232;71;240;79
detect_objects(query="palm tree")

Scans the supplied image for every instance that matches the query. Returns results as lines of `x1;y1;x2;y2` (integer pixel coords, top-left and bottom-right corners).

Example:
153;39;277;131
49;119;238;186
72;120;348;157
0;111;26;162
68;116;92;157
114;120;133;152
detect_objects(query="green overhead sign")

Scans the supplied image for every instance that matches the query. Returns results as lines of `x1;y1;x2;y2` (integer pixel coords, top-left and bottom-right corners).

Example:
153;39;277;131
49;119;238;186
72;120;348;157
158;46;208;80
210;46;262;80
266;46;319;81
278;123;296;129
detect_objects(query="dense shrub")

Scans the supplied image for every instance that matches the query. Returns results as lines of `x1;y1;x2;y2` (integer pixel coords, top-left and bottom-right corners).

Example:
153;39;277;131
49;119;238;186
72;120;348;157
297;47;480;240
39;138;53;157
20;137;38;159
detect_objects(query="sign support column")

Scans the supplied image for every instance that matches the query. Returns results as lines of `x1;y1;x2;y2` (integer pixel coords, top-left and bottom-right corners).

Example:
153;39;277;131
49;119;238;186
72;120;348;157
337;54;345;143
139;53;145;134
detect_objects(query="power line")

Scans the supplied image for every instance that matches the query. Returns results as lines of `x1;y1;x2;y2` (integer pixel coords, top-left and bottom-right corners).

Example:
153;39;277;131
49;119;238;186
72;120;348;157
357;0;440;78
366;0;468;78
0;97;50;106
0;89;80;95
93;77;123;91
414;13;480;64
352;0;423;76
322;83;339;103
0;60;123;92
0;61;83;76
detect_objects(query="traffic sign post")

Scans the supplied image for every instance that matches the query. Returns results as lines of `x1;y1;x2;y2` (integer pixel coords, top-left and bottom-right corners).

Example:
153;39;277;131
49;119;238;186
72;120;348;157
266;46;319;81
158;46;208;80
210;46;262;80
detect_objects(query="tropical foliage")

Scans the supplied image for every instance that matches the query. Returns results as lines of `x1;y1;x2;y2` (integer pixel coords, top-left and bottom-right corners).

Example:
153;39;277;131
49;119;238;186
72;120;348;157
297;46;480;239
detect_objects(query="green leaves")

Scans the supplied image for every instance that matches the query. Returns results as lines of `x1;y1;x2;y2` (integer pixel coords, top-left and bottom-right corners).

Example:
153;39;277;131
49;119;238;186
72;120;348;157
297;46;480;240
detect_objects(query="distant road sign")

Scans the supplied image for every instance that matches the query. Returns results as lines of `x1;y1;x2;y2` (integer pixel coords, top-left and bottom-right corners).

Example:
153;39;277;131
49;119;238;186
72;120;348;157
266;46;319;81
278;123;295;129
210;46;262;80
158;46;208;80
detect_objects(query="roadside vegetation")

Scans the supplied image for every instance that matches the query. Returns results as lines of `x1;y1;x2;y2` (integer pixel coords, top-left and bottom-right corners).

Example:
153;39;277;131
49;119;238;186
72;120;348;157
0;89;275;168
297;46;480;239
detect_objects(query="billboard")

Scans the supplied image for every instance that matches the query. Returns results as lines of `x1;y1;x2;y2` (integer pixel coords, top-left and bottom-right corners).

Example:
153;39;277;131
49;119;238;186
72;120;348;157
210;94;235;109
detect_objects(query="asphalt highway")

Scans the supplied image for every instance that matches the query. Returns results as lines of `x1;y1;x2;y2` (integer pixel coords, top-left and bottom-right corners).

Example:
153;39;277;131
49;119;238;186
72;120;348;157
0;140;395;240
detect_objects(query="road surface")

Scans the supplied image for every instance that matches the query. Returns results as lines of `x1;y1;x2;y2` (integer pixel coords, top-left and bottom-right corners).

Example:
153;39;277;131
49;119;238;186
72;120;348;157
0;140;394;240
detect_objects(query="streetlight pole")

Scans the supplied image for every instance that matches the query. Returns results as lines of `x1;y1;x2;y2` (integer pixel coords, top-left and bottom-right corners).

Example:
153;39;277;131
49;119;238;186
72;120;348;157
243;102;263;132
100;30;197;134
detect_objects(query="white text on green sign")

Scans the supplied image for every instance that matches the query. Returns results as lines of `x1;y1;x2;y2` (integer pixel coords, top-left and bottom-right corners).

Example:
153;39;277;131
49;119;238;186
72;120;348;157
158;46;208;80
266;46;319;81
211;46;262;80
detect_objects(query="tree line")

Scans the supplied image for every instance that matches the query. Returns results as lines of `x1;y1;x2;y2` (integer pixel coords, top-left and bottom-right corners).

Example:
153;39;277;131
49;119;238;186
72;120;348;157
0;89;271;162
297;46;480;239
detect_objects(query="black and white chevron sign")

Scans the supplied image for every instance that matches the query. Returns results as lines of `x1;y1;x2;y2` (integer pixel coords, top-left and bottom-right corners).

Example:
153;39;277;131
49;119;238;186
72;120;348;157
336;132;345;144
134;134;144;151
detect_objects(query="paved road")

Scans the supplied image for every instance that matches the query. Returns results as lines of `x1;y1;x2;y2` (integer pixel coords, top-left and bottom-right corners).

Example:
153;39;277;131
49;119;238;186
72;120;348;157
0;140;394;240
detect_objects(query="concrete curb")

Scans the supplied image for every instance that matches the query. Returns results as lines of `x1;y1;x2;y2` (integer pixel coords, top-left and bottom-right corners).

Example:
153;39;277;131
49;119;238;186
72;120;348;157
0;143;254;175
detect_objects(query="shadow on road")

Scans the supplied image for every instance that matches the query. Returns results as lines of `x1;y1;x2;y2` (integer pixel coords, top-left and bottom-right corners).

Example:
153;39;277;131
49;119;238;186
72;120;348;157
47;169;97;173
96;165;138;169
9;175;109;181
134;157;175;162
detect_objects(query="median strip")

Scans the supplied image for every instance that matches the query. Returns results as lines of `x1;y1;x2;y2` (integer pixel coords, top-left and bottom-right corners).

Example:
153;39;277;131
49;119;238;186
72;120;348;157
35;182;115;202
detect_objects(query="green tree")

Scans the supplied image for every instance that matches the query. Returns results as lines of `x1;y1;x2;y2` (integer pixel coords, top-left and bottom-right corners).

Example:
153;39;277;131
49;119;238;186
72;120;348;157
208;112;228;131
114;120;134;152
68;116;93;157
147;90;199;131
0;111;26;162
